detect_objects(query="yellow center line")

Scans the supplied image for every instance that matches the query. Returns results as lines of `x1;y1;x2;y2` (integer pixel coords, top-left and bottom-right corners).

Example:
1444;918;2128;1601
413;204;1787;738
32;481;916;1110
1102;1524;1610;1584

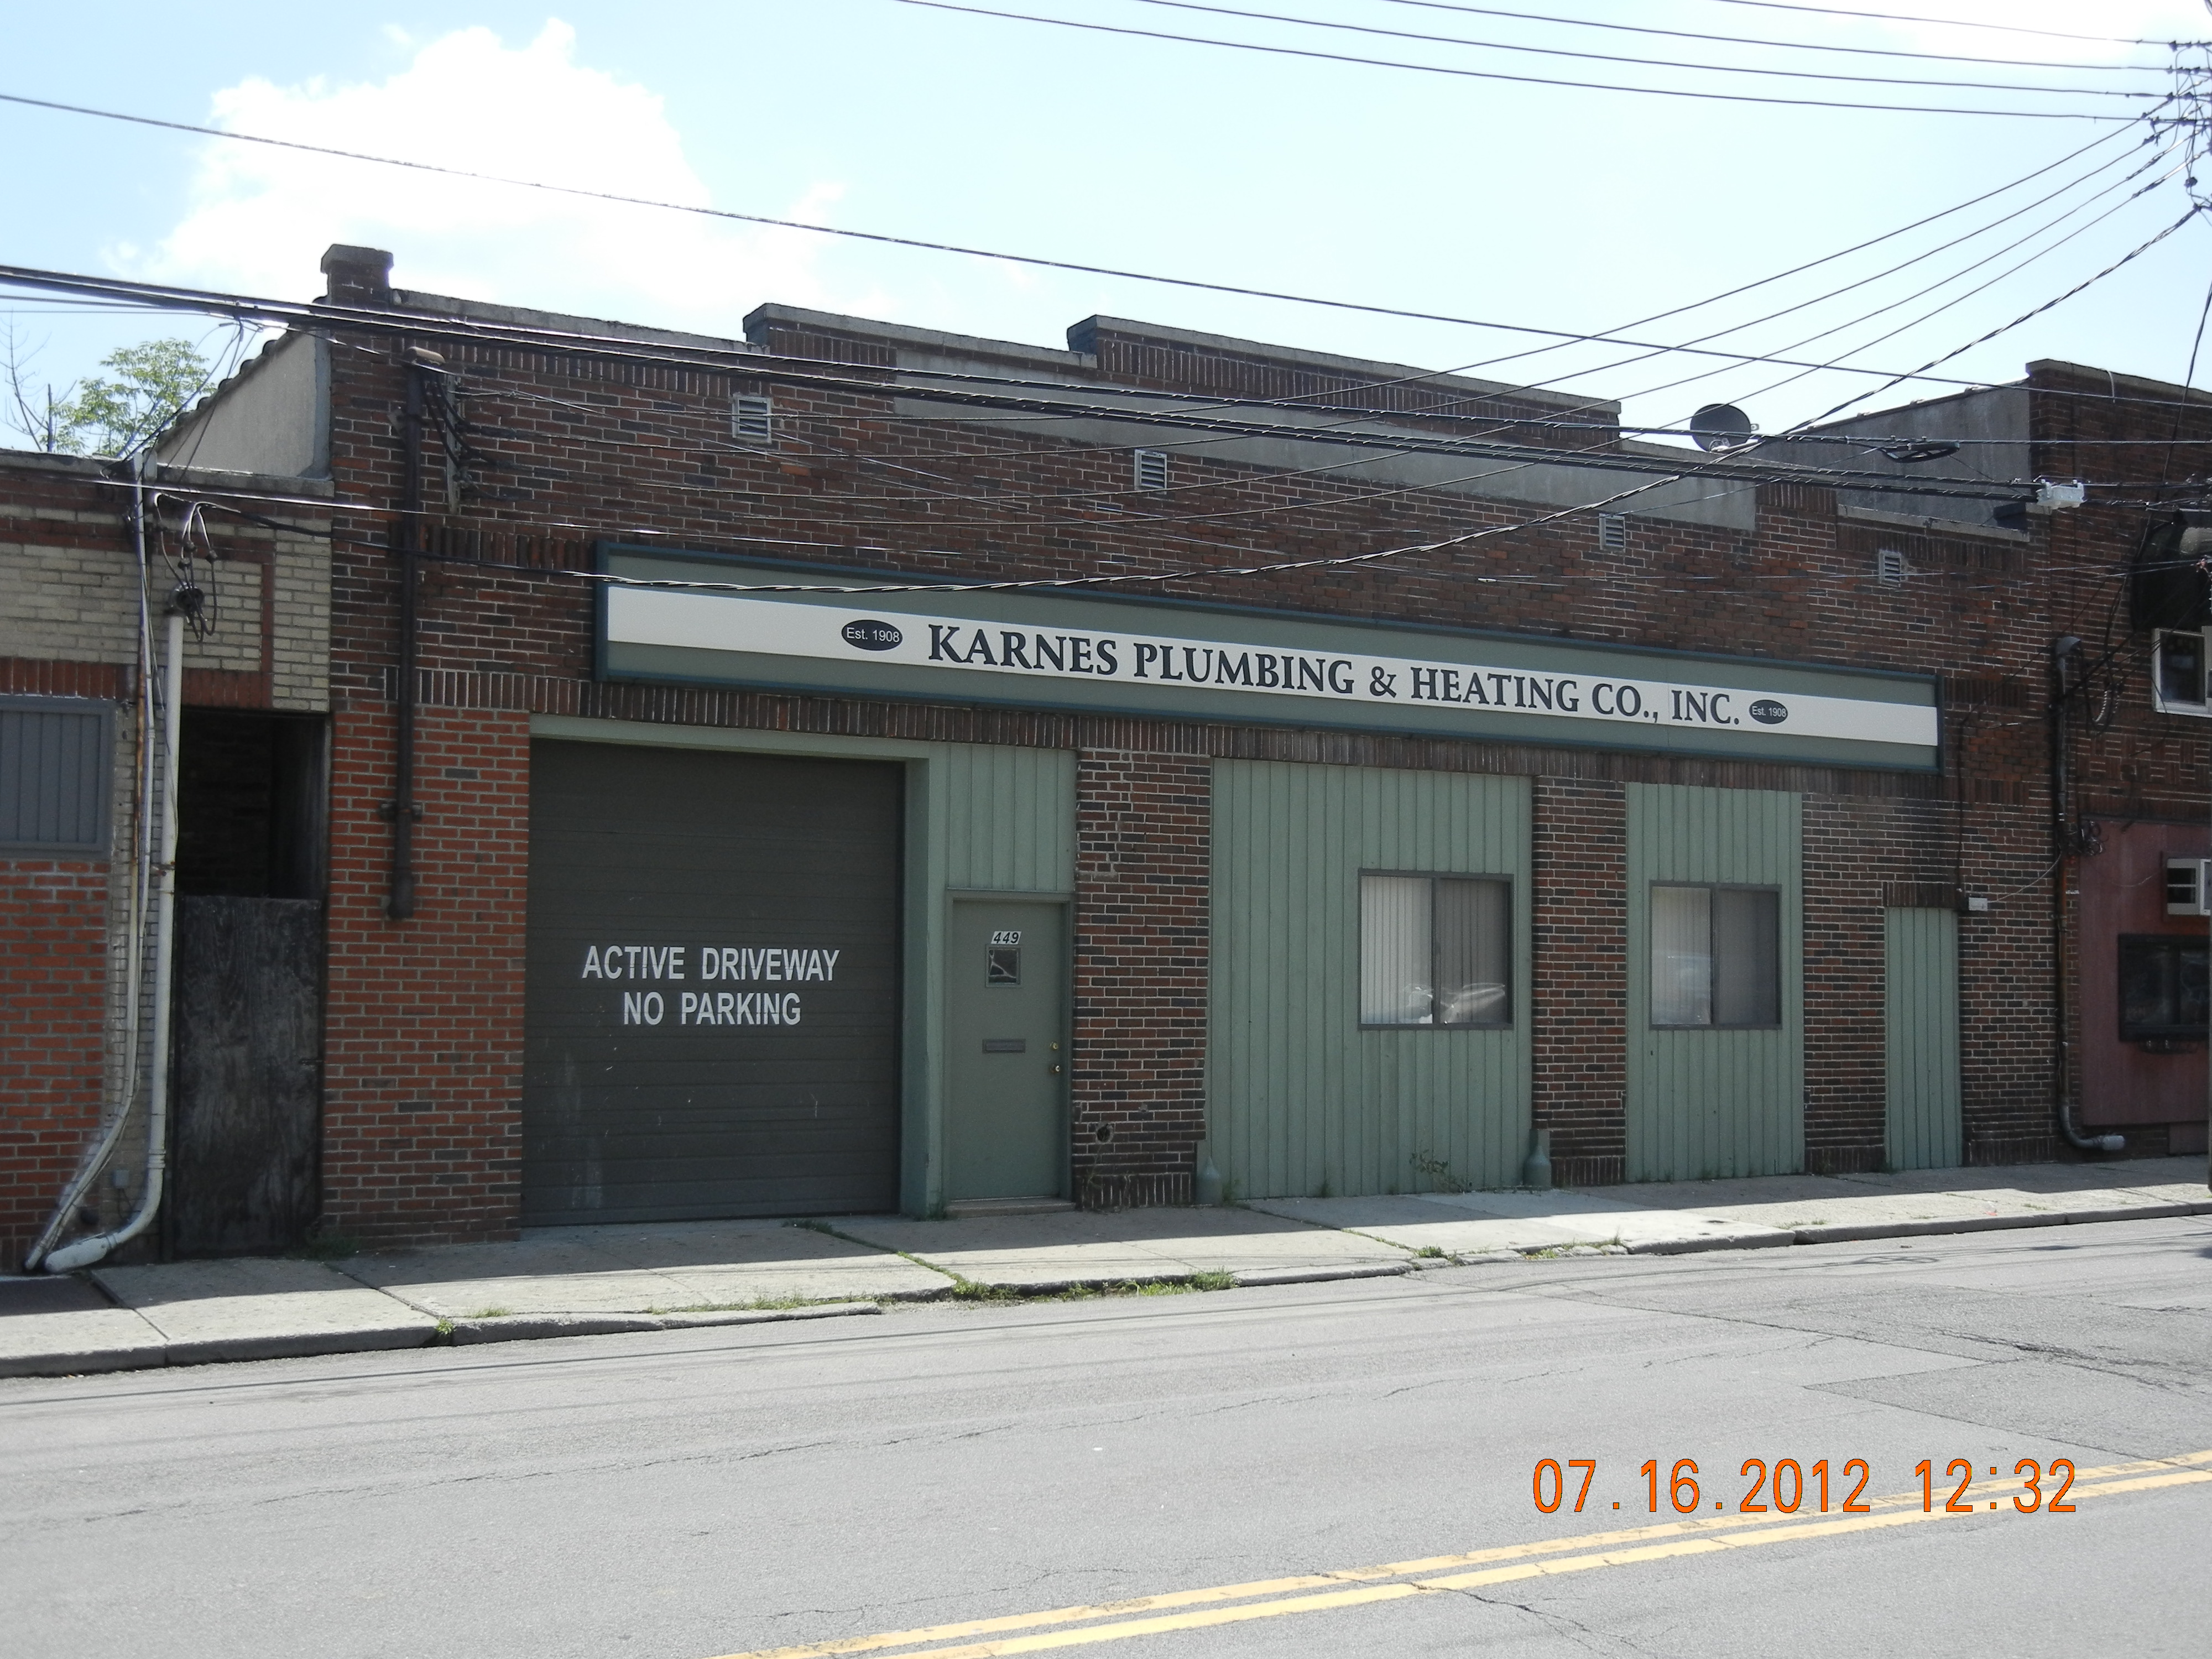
711;1449;2212;1659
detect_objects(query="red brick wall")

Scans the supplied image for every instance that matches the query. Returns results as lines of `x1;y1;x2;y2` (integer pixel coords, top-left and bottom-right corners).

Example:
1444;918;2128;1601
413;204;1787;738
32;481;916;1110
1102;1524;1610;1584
1071;749;1209;1209
1531;778;1627;1186
320;705;529;1244
0;862;109;1266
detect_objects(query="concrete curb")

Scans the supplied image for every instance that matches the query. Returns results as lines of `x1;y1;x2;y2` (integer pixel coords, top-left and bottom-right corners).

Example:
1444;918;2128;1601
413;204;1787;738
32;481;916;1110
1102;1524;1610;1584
447;1302;881;1345
0;1343;166;1381
1623;1229;1796;1256
163;1324;439;1366
1789;1199;2212;1246
0;1321;435;1380
1232;1264;1411;1287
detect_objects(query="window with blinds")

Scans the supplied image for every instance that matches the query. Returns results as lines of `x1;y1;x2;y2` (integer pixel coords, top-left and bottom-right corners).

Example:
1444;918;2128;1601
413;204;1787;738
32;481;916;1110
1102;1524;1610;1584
1651;884;1780;1028
1359;873;1511;1027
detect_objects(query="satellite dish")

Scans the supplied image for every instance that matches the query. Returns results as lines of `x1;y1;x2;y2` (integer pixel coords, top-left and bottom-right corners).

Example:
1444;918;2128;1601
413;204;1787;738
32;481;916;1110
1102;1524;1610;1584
1690;403;1757;452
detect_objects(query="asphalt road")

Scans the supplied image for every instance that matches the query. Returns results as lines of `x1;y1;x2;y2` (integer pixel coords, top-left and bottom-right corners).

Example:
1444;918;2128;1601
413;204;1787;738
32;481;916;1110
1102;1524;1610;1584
4;1217;2209;1659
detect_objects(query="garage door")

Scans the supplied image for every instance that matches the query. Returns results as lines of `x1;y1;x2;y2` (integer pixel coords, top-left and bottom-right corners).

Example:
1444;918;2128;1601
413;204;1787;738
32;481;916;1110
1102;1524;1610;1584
523;741;903;1223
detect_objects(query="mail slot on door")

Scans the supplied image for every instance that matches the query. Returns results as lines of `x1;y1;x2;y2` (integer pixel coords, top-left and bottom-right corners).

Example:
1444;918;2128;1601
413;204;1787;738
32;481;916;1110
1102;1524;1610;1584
982;1037;1027;1053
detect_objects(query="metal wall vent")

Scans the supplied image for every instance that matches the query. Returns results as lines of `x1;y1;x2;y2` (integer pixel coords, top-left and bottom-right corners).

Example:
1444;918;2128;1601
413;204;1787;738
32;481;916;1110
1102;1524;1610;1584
0;696;113;853
1133;448;1169;491
732;394;774;442
1596;514;1627;552
1876;547;1907;588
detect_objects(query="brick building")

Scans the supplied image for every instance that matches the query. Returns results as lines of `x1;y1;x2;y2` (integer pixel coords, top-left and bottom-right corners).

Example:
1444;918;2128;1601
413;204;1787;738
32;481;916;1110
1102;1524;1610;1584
3;242;2200;1264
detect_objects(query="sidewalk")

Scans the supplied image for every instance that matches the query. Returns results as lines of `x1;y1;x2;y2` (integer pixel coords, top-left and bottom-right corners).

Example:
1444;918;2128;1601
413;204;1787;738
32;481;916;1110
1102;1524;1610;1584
4;1155;2204;1380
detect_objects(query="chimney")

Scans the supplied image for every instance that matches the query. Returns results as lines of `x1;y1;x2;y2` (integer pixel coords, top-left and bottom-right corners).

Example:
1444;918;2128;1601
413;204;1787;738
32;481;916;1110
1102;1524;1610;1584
320;244;394;306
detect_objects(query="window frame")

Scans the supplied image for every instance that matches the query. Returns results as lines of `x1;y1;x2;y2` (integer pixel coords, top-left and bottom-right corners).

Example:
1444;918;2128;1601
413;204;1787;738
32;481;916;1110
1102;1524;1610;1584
2151;627;2211;717
1648;880;1783;1031
1357;869;1514;1031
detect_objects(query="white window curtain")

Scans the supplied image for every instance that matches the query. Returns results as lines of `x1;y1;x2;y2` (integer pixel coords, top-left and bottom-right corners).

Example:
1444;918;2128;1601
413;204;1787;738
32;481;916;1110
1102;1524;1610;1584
1361;875;1433;1025
1434;878;1510;1026
1650;884;1713;1027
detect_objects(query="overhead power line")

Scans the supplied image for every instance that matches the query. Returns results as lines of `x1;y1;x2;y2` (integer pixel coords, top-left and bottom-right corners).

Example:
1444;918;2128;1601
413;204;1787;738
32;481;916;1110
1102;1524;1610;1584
554;200;2209;596
35;236;2194;598
1454;135;2175;417
0;264;2068;502
1375;0;2173;71
1121;0;2164;95
1234;120;2148;436
0;91;2163;390
1698;0;2203;48
896;0;2152;117
1788;205;2204;431
4;246;2203;463
1620;149;2185;413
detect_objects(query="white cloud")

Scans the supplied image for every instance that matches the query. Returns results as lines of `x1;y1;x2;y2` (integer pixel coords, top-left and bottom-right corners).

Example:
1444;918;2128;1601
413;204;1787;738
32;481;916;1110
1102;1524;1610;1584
144;20;869;338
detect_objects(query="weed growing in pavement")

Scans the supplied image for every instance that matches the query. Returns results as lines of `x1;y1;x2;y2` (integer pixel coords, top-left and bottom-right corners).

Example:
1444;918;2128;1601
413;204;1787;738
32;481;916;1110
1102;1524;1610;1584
652;1295;868;1313
941;1272;1238;1305
297;1233;361;1261
948;1278;1021;1302
1409;1152;1474;1194
1413;1246;1447;1259
466;1307;513;1319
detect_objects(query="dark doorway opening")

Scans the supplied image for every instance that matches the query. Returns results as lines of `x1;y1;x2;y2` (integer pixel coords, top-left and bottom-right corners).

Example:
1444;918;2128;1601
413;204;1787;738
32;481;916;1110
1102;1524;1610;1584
168;710;328;1256
177;710;327;900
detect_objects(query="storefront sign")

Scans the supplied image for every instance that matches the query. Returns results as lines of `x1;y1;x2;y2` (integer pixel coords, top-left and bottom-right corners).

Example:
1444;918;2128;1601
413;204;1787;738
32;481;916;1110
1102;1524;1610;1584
597;547;1941;769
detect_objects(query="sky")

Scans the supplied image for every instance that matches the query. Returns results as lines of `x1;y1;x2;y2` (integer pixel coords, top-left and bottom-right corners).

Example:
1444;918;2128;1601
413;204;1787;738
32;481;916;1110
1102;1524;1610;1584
3;0;2210;447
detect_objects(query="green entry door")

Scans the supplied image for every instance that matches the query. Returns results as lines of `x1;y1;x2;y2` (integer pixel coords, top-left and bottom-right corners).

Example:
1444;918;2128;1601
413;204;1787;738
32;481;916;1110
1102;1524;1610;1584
947;899;1068;1201
1885;907;1962;1171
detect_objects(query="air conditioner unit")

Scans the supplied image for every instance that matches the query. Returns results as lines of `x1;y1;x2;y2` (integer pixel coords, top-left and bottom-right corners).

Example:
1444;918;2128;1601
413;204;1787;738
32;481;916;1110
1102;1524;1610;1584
2166;857;2211;916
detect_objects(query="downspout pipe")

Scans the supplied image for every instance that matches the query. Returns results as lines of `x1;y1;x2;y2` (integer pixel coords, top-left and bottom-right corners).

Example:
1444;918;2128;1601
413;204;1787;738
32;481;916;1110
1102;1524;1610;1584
387;352;426;920
2049;635;2125;1156
44;581;195;1271
24;456;157;1270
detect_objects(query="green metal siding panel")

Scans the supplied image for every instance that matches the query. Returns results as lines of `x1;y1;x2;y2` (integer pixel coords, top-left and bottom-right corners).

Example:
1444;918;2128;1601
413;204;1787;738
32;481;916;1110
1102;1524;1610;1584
941;744;1077;893
1211;760;1531;1198
1885;907;1962;1170
1625;783;1804;1180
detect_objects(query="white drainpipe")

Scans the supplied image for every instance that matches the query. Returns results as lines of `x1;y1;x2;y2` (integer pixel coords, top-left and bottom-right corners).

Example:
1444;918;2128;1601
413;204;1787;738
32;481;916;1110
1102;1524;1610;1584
44;590;187;1274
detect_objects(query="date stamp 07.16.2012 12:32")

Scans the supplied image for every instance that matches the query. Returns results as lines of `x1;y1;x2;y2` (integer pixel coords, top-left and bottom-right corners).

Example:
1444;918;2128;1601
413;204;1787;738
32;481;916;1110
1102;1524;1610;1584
1532;1457;2078;1517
